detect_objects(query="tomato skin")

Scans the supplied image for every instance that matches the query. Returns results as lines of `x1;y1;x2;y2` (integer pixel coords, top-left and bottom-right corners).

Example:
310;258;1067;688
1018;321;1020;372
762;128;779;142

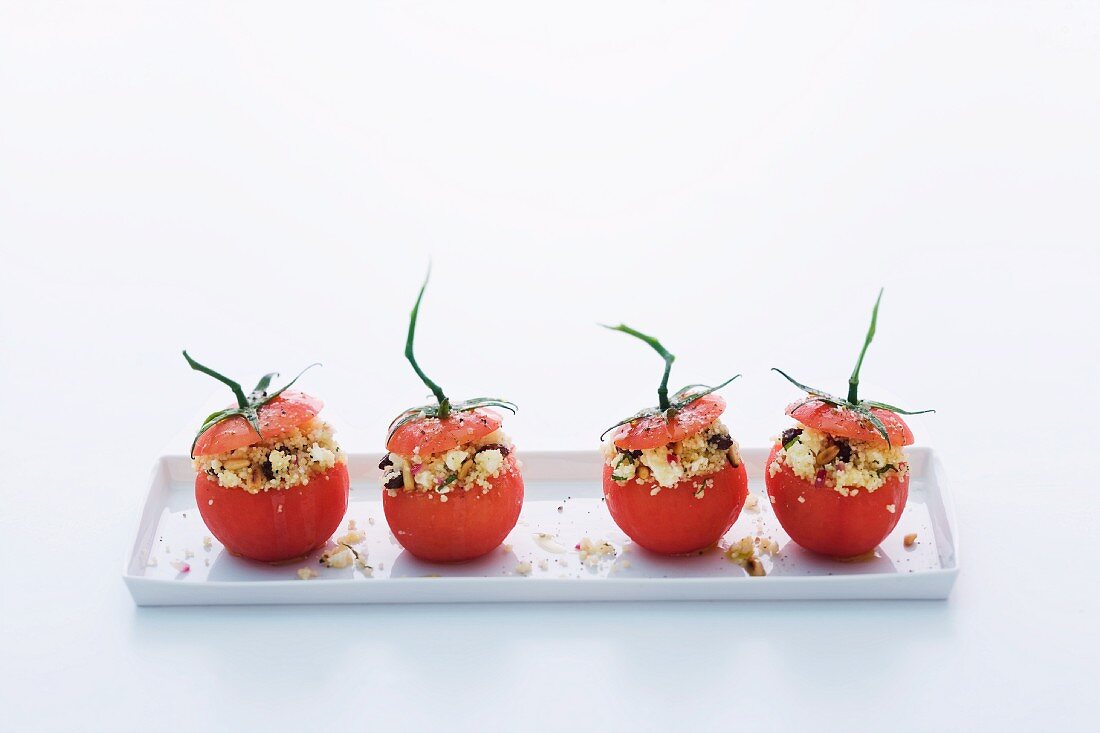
764;445;908;558
383;461;524;562
387;409;503;456
602;461;748;555
194;391;323;456
786;400;913;447
195;462;349;563
612;394;727;451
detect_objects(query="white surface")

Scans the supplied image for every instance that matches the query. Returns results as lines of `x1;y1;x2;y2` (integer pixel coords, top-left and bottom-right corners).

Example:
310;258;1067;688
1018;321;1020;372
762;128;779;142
1;1;1097;731
124;450;957;604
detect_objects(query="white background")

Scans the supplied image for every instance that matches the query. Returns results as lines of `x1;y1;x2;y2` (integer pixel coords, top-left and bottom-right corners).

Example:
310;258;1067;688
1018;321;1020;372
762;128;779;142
1;2;1098;731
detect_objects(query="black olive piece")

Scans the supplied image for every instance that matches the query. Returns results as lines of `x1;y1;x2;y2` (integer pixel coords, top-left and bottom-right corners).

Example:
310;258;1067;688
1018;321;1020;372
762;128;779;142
378;454;393;470
383;473;404;490
780;428;803;447
835;440;852;463
261;460;274;480
476;443;510;457
708;433;734;450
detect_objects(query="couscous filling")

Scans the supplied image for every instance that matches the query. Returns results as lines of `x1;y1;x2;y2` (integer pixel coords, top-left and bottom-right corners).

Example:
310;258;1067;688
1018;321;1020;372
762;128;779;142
768;424;908;496
194;419;344;494
603;419;741;494
380;428;515;499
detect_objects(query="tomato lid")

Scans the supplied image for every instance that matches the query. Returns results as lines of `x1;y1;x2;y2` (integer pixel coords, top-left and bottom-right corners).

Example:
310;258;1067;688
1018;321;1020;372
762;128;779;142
786;399;913;447
387;407;503;456
193;391;323;456
611;394;726;450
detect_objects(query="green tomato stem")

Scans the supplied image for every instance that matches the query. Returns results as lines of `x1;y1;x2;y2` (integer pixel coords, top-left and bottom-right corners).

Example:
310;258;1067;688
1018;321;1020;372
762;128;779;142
847;288;883;405
405;267;450;417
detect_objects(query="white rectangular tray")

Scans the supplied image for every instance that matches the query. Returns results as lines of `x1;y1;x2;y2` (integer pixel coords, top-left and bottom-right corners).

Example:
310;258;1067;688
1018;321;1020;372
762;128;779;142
123;448;958;605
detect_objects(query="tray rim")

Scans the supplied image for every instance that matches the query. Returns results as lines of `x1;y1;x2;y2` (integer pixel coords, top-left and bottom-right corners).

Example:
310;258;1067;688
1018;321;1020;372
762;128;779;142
123;447;959;603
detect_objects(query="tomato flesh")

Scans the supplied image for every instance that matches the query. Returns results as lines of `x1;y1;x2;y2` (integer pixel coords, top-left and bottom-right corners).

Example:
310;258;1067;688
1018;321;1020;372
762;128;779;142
383;461;524;562
387;409;503;456
764;445;908;558
194;391;323;457
612;394;727;451
602;461;748;555
195;462;349;563
786;400;913;447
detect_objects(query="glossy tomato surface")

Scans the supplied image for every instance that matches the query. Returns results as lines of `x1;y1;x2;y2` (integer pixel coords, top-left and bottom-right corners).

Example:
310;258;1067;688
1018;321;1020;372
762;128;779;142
602;461;748;555
611;394;726;451
786;399;913;446
387;408;502;456
193;391;323;456
764;445;908;558
383;461;524;562
195;462;349;563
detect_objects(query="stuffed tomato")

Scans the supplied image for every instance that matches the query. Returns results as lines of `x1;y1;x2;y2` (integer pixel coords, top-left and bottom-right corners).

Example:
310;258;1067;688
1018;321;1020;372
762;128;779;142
380;270;523;563
185;352;349;563
600;324;747;555
766;290;932;559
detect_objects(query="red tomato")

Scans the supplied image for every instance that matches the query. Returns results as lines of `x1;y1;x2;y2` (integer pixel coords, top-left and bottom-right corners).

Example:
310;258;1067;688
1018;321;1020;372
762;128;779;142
383;461;524;562
193;391;323;457
602;461;748;555
786;399;913;446
195;462;349;563
611;394;726;450
387;409;503;456
764;445;908;558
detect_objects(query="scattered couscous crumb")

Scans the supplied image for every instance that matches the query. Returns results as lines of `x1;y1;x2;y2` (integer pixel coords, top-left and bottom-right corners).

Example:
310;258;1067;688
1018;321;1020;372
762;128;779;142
297;567;318;580
368;517;376;526
515;561;533;576
501;543;513;554
745;494;760;512
538;558;549;571
184;549;194;559
320;544;355;569
724;536;776;576
797;496;806;503
886;504;896;514
337;528;366;546
348;519;358;531
577;537;617;565
904;532;918;548
202;536;212;551
170;559;190;574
